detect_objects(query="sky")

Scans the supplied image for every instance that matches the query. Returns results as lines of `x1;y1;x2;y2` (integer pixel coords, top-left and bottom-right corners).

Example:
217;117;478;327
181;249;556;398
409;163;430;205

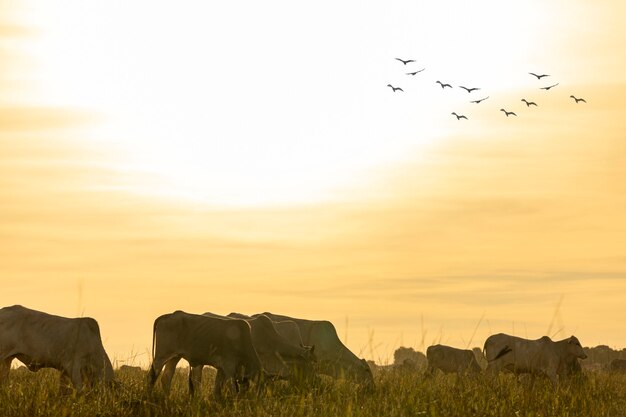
1;0;626;366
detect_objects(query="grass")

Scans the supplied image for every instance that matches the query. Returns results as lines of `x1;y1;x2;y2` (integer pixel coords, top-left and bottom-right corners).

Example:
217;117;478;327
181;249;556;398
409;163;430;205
1;367;625;416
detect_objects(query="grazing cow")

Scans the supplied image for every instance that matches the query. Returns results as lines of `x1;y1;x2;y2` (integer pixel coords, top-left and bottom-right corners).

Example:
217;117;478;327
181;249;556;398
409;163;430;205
610;359;626;373
0;305;114;393
147;311;263;397
254;312;374;386
192;313;316;384
426;344;481;375
484;333;587;385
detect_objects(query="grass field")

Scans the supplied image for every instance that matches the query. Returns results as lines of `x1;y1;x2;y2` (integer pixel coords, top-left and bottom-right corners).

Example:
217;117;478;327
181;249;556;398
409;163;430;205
1;366;625;417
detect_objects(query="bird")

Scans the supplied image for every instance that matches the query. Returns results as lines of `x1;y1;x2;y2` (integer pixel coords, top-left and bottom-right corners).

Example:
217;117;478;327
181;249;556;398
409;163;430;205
470;96;489;104
459;86;480;93
395;58;415;65
529;72;550;80
540;83;559;91
387;84;403;92
570;95;587;103
500;109;517;117
406;68;425;75
436;80;452;89
451;112;468;120
521;99;537;107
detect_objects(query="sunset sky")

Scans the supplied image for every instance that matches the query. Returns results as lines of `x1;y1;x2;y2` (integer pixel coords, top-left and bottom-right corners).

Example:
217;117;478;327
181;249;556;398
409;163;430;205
2;0;626;366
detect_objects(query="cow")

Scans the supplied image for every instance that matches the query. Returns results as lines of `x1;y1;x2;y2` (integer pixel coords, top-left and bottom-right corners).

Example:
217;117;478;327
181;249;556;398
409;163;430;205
483;333;587;385
147;311;263;397
426;344;481;375
610;358;626;373
254;312;374;386
179;312;316;388
0;305;114;393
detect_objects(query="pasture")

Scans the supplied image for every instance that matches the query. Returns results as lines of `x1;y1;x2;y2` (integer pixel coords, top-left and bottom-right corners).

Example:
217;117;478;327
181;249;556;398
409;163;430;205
1;365;625;417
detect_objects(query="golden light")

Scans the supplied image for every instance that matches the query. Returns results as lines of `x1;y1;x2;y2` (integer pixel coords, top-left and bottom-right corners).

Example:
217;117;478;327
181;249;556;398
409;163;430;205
16;0;561;207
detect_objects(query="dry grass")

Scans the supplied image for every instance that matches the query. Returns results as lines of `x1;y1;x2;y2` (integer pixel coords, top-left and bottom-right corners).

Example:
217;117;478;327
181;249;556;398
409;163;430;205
1;366;625;417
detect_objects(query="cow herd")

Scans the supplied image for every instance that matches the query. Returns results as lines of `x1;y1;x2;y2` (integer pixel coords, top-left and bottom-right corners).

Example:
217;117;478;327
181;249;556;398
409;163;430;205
424;334;588;385
0;305;599;398
0;305;373;395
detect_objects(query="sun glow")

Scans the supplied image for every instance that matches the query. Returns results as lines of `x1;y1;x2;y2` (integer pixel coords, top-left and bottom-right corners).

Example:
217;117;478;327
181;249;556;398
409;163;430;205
21;0;549;207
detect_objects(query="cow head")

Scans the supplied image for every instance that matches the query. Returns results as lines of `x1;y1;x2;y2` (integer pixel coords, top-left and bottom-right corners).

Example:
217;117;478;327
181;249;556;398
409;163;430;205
356;358;375;387
567;336;587;359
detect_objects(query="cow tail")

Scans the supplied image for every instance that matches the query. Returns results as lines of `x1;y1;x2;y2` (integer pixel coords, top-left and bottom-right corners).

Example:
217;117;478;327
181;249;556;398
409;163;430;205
490;345;512;362
151;316;159;362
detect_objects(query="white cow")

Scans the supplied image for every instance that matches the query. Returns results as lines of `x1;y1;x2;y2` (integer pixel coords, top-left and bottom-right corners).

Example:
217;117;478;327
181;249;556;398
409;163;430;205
484;333;587;385
255;312;374;386
0;305;114;393
147;311;264;397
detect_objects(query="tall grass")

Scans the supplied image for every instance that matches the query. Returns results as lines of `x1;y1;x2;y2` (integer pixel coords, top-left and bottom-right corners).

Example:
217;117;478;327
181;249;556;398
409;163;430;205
1;366;625;416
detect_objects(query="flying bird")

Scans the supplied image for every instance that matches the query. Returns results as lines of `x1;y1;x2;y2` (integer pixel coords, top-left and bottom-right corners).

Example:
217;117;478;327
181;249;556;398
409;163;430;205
395;58;415;65
521;99;537;107
387;84;404;92
406;68;425;75
500;109;517;117
436;80;452;89
459;86;480;93
540;83;559;91
529;72;550;80
570;95;587;103
470;96;489;104
451;112;468;120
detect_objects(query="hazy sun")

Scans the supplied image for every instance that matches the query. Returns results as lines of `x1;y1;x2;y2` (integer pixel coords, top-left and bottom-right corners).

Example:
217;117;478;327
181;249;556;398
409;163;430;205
20;0;548;207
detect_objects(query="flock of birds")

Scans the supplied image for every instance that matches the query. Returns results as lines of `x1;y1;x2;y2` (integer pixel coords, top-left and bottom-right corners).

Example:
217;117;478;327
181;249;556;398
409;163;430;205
387;58;587;121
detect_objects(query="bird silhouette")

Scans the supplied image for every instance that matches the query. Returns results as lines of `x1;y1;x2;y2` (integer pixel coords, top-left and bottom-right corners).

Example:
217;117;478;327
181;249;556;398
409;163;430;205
459;86;480;93
387;84;404;92
529;72;550;80
436;81;452;89
500;109;517;117
395;58;415;65
470;96;489;104
451;112;468;120
521;99;537;107
406;68;425;75
540;83;559;91
570;95;587;103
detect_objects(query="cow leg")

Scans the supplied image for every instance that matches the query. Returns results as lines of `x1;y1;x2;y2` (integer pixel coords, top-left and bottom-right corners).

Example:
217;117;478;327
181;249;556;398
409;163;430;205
213;368;237;399
147;355;178;394
159;357;181;394
213;368;225;398
0;357;12;384
188;365;203;396
70;365;84;394
147;360;163;392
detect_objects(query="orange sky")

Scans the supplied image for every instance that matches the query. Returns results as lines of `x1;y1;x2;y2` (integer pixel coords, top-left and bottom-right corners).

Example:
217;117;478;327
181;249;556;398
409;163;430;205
2;1;626;366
